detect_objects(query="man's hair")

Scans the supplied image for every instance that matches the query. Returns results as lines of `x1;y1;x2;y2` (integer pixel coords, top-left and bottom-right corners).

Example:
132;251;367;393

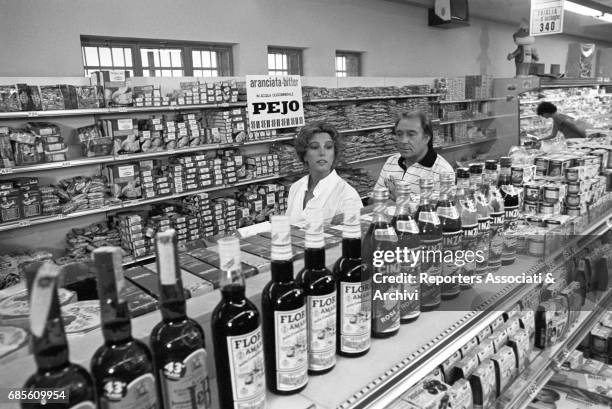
294;121;343;165
537;101;558;116
394;110;434;149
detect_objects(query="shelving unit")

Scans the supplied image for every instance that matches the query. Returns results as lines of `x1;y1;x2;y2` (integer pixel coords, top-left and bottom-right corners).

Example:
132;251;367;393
438;113;515;126
304;93;441;103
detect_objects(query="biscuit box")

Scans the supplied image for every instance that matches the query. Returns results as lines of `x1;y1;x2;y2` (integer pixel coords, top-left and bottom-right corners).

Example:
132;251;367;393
535;297;569;349
508;329;531;373
441;349;463;383
490;346;517;396
469;359;497;409
401;377;451;409
108;163;142;199
450;352;479;383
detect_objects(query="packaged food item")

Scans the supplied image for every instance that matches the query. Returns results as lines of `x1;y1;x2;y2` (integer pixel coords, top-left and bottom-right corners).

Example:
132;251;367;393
563;350;586;370
451;352;480;383
447;378;473;409
560;282;583;326
508;329;531;372
490;346;517;396
469;359;497;409
529;384;609;409
77;124;113;157
38;85;65;111
488;327;509;352
441;350;463;383
590;326;612;356
550;369;612;399
0;85;21;112
75;85;103;109
461;336;479;358
108;163;142;200
402;377;451;409
535;297;569;349
473;339;495;364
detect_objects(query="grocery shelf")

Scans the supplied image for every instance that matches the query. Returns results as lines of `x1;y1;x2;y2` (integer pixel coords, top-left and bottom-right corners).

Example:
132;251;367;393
437;113;515;126
436;97;505;104
304;94;442;103
539;80;612;89
436;137;498;151
0;102;248;119
344;153;394;165
0;136;296;175
498;288;612;409
338;124;395;134
0;175;281;233
520;114;538;119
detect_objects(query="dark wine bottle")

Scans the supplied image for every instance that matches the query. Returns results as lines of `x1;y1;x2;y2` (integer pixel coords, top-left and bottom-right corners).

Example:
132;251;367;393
366;187;401;338
262;215;308;394
333;200;371;356
90;247;158;409
470;163;491;276
456;168;478;290
391;181;421;323
22;261;95;409
296;209;337;375
414;178;442;312
485;160;504;272
499;156;519;266
150;229;211;409
436;173;462;300
211;237;266;409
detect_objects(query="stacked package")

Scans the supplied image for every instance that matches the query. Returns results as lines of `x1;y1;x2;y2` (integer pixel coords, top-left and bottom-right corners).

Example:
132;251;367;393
269;143;305;175
236;183;288;226
116;213;148;258
302;85;431;100
26;122;67;163
340;129;395;164
245;154;280;178
465;75;493;100
65;222;121;260
4;128;43;166
133;85;165;107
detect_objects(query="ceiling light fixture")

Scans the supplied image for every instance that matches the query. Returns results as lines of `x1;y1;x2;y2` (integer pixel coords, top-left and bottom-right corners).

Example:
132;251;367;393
564;0;603;17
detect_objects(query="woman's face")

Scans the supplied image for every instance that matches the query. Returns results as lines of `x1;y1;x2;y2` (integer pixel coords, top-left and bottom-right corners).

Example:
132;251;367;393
304;132;335;177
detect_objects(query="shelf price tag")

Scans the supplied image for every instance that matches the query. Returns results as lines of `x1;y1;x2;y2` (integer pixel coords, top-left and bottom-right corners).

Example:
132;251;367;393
0;168;14;175
61;161;72;167
118;107;128;113
18;220;31;227
27;111;39;117
530;0;564;36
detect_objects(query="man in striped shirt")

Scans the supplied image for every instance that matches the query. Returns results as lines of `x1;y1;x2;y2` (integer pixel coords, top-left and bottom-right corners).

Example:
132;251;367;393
375;111;453;200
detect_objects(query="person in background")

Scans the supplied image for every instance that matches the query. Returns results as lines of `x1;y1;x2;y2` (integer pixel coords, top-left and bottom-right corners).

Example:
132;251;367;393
530;101;587;141
375;110;453;200
286;121;363;225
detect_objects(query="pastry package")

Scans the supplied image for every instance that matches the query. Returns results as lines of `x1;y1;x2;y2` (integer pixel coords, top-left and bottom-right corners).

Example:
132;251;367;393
77;124;113;157
39;85;65;111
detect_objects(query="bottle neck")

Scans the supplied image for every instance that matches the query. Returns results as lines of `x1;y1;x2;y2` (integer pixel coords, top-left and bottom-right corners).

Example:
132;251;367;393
221;282;246;304
438;182;453;201
159;283;187;322
32;311;70;371
419;188;433;205
342;238;361;260
100;299;133;344
304;247;325;270
271;259;295;283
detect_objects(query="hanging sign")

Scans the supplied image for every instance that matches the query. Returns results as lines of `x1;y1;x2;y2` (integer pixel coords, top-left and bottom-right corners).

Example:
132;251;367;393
530;0;565;36
246;75;304;131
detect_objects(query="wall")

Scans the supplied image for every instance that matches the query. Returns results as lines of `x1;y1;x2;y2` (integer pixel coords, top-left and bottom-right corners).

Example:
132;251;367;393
2;0;612;78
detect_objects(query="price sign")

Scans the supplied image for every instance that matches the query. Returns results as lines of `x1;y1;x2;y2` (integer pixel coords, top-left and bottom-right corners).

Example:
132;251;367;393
27;111;39;117
18;220;31;227
530;0;564;36
0;168;14;175
61;161;71;167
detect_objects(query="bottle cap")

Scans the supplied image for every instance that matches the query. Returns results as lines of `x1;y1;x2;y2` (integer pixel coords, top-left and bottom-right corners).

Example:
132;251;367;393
395;181;411;196
93;246;126;303
270;215;293;261
29;261;60;338
343;199;362;239
156;229;178;286
305;209;325;248
372;186;389;201
456;167;470;178
218;236;242;272
419;178;434;189
439;172;455;183
485;160;498;171
469;163;483;174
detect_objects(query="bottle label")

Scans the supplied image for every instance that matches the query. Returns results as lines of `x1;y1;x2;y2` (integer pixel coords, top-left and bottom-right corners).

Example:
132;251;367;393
437;206;459;220
460;198;477;213
420;238;442;308
477;217;491;232
504;205;519;221
306;293;336;371
226;328;266;408
461;224;478;278
399;255;420;320
418;211;440;226
70;402;96;409
160;348;211;409
372;263;401;333
490;211;504;227
476;219;490;273
396;220;419;234
502;206;519;261
442;230;462;296
274;307;308;391
340;281;371;354
374;227;398;242
100;373;157;409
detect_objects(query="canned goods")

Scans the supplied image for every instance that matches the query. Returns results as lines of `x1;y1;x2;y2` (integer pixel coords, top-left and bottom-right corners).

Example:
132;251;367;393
526;215;544;226
528;236;545;257
592;149;608;172
566;194;580;206
535;157;549;176
511;166;524;186
544;217;562;228
565;167;579;182
567;182;581;194
539;202;554;215
543;186;560;203
524;184;541;201
566;206;581;216
548;160;564;177
524;201;538;214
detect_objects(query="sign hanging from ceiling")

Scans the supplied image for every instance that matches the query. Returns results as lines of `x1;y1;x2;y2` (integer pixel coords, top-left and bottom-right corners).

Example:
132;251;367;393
246;75;304;131
530;0;565;36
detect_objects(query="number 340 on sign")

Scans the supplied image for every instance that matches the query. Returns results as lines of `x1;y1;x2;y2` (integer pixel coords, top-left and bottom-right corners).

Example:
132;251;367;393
530;0;564;36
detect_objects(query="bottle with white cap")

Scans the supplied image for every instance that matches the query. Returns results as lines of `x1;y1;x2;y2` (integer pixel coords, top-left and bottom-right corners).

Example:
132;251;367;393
333;199;371;357
262;215;308;394
150;229;211;409
296;209;337;375
211;237;266;409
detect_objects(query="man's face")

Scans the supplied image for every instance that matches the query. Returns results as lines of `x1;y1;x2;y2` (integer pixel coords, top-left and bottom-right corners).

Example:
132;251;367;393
395;118;430;161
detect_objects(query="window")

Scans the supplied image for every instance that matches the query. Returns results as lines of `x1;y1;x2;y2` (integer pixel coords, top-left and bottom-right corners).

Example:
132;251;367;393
81;36;233;78
82;45;134;77
335;51;361;77
268;47;302;75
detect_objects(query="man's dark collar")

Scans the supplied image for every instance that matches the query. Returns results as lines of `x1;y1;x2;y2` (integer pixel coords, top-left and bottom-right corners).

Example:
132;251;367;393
398;146;437;170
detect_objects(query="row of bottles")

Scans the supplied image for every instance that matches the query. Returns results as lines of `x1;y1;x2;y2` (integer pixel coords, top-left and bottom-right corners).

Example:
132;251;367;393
20;158;521;409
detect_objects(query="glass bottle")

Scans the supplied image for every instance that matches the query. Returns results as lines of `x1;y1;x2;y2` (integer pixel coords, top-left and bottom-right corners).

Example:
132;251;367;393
391;181;421;323
470;163;491;276
485;160;504;272
150;230;211;409
436;173;462;300
365;188;401;338
22;262;95;409
211;237;266;409
499;157;520;265
91;247;158;409
333;200;371;357
455;168;478;290
296;209;336;374
262;215;308;393
414;178;442;311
